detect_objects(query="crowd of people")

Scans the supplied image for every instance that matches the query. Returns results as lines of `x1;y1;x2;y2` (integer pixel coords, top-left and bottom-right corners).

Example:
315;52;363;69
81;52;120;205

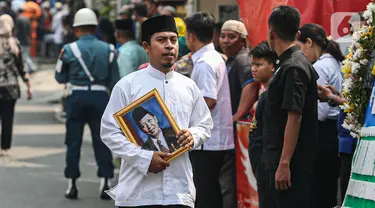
0;0;362;208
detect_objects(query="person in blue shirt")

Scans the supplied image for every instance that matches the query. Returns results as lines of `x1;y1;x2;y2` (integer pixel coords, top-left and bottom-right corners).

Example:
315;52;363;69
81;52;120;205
55;8;119;200
115;18;148;78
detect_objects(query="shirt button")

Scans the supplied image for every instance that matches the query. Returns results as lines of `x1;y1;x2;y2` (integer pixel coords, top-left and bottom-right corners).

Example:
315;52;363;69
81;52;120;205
276;60;280;64
165;80;168;84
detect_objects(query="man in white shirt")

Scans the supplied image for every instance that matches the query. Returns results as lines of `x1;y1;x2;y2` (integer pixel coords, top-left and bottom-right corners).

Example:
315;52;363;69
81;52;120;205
184;12;235;208
100;15;213;208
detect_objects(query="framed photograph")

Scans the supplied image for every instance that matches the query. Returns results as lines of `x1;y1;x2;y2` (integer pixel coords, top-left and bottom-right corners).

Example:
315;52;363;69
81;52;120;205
114;88;189;161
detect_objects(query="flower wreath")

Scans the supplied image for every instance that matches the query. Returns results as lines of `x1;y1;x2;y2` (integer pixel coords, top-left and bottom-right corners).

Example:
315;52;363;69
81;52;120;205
341;1;375;138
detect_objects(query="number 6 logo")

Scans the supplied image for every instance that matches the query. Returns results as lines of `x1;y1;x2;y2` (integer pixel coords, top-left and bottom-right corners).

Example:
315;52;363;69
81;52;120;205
331;12;361;41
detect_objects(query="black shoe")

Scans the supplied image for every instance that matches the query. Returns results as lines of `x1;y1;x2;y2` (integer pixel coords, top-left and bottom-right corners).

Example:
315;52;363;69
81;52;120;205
65;185;78;199
65;179;78;200
99;178;111;200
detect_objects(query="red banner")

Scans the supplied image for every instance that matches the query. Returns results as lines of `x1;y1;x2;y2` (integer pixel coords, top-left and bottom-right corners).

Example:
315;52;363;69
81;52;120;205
236;121;258;208
238;0;370;47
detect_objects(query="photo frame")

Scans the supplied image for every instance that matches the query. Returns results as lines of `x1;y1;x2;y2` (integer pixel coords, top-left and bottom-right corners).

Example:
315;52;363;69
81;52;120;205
114;88;189;161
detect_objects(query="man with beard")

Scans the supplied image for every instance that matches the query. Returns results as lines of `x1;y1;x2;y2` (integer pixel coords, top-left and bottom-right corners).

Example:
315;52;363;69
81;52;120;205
101;15;212;208
220;20;258;125
262;5;318;207
132;106;180;153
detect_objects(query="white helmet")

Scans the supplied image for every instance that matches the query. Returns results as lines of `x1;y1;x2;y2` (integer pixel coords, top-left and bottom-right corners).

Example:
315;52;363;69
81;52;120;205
73;8;98;27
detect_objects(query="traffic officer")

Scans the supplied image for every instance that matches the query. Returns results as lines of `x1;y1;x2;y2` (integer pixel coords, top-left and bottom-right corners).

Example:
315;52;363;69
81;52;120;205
55;8;120;200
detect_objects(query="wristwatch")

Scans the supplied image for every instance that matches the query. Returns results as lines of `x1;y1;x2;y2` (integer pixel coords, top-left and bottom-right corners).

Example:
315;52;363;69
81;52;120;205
328;95;338;107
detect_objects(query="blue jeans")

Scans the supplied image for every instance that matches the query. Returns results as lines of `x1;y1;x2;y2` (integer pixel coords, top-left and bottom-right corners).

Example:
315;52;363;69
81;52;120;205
21;46;36;72
64;90;114;179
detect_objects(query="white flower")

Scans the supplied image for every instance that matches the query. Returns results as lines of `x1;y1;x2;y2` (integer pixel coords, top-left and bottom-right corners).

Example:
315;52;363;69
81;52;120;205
342;122;354;131
353;49;362;61
365;3;375;24
346;113;357;123
364;10;373;20
351;62;361;74
350;131;360;139
360;59;369;66
367;3;375;13
352;31;361;42
342;59;351;67
349;43;356;53
343;78;353;92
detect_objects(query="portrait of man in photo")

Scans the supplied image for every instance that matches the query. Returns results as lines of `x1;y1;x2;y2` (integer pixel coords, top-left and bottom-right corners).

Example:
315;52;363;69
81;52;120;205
132;106;180;153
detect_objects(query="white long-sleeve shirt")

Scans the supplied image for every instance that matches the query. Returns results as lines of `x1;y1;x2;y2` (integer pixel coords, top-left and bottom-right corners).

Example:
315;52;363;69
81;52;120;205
51;10;67;44
190;43;234;150
100;65;213;207
313;53;343;121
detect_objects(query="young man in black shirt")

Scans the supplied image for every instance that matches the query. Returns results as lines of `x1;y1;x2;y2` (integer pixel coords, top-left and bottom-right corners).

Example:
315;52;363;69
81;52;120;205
263;5;318;207
248;41;277;208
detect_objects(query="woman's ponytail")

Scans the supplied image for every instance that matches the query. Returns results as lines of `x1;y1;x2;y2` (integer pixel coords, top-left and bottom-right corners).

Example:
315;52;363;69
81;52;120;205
326;40;345;62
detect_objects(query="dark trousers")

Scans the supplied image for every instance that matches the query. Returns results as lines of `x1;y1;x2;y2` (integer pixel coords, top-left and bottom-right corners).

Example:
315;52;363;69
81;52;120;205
65;90;114;179
340;152;354;203
257;163;275;208
189;150;237;208
0;99;16;150
265;167;311;208
248;136;263;180
248;136;273;208
119;206;189;208
311;120;340;208
55;43;64;58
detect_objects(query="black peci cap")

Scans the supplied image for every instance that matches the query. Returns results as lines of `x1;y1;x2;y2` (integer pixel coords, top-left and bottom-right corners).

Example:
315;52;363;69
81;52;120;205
115;19;133;31
141;15;177;42
132;106;153;124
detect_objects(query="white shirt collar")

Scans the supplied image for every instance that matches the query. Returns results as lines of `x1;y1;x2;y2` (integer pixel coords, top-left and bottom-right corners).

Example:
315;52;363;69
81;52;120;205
191;43;215;64
318;53;333;60
145;64;175;80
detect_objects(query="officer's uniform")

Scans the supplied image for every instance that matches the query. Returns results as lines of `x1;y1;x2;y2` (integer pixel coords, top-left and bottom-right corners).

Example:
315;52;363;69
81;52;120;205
55;34;120;180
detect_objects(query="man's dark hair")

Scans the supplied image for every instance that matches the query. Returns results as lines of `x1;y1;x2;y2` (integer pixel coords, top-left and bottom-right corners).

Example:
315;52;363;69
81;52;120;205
184;12;215;43
268;5;300;41
299;23;345;62
214;22;223;34
17;7;24;14
78;25;97;33
250;40;278;65
117;30;135;40
134;4;148;18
